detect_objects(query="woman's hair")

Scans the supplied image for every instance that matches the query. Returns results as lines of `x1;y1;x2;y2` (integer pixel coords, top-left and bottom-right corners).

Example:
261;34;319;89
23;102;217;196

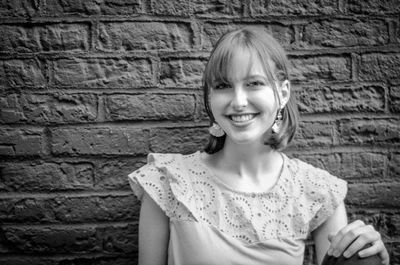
203;26;299;154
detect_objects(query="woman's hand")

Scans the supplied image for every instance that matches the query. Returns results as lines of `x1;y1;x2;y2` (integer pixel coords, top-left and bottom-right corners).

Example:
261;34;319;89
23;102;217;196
327;220;389;265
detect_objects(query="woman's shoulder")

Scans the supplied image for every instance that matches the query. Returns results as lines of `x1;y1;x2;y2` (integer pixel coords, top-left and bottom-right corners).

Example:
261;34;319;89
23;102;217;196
284;155;344;183
127;151;203;221
128;151;200;176
128;151;203;186
144;151;199;166
282;154;348;232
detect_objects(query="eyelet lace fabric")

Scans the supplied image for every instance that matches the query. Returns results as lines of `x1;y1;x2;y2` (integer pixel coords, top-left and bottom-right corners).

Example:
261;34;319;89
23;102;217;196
128;151;347;245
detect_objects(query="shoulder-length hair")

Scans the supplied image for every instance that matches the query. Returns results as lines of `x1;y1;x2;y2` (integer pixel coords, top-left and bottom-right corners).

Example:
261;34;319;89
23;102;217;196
203;26;299;154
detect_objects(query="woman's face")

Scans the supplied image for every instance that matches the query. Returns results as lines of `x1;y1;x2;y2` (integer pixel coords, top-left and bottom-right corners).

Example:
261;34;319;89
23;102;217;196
209;48;289;146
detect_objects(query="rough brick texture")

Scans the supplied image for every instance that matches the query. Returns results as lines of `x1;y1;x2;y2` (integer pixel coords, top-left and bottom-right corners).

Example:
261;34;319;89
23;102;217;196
98;22;193;51
0;1;399;265
0;23;90;53
51;58;155;87
250;0;339;15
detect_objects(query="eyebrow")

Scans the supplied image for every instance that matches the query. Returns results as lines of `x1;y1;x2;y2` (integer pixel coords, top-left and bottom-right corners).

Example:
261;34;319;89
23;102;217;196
211;75;268;86
245;75;268;81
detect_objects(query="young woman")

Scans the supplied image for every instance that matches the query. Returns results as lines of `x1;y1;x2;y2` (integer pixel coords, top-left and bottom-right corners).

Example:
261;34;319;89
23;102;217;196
129;27;389;265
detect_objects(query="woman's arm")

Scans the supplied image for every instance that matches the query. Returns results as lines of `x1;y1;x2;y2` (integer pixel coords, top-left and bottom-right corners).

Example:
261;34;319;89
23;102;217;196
312;202;389;265
312;202;348;265
138;193;170;265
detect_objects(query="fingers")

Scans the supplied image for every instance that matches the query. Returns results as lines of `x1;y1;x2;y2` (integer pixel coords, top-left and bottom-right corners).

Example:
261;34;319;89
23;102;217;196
342;227;380;258
327;233;334;242
328;220;366;257
358;241;390;265
379;249;390;265
327;220;389;265
357;237;382;257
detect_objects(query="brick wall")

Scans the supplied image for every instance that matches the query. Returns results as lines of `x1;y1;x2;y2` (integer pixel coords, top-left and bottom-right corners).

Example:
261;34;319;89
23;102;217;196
0;0;399;264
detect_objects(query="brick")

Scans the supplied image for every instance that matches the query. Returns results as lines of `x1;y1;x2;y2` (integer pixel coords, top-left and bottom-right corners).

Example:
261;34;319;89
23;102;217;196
291;121;336;148
202;23;294;50
160;59;205;87
0;59;45;87
151;0;191;16
0;256;135;265
359;53;400;82
52;58;154;87
0;128;44;156
105;94;195;121
296;84;385;114
98;22;192;51
150;127;209;153
388;242;400;265
348;209;400;238
97;223;138;254
94;158;146;190
202;23;239;49
195;95;209;121
302;19;388;48
348;0;400;14
193;0;243;16
0;157;143;192
290;56;351;82
0;161;94;192
298;152;387;182
347;183;400;208
0;195;139;224
44;0;142;15
2;226;98;253
51;127;149;156
0;93;97;124
53;195;139;223
389;86;400;113
0;224;138;255
397;22;400;45
249;0;339;15
0;198;55;224
0;94;24;123
0;0;39;17
388;153;400;180
0;24;89;53
269;24;295;49
340;119;400;145
0;257;58;265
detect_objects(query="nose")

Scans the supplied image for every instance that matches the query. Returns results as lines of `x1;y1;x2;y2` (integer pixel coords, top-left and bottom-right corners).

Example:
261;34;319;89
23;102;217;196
231;87;248;110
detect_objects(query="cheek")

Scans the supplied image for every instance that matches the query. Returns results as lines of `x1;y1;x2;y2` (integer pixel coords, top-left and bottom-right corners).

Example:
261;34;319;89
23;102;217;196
209;100;221;119
253;91;279;111
207;91;217;117
209;93;225;113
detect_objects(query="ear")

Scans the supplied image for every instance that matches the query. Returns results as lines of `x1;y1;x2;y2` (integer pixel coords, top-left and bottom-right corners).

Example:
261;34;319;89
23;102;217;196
278;80;290;108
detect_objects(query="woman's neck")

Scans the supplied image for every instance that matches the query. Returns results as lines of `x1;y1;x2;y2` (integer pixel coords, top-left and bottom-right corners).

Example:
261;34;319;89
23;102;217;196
214;138;281;181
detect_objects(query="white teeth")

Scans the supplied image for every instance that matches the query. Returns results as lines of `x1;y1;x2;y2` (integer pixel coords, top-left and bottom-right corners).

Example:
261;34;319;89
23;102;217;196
230;114;256;122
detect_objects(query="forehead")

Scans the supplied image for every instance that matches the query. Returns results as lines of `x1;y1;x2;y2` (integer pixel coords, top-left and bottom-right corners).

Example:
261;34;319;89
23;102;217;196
227;48;266;82
210;46;275;85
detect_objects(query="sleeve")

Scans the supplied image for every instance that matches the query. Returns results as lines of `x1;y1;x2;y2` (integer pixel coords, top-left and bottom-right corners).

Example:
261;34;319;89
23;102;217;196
127;153;195;221
301;163;348;233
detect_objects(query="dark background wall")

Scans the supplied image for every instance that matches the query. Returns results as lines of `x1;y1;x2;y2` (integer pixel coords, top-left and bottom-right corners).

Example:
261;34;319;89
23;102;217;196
0;0;399;264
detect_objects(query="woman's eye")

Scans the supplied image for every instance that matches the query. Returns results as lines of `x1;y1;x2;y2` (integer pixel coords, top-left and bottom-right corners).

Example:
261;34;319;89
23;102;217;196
247;80;264;87
214;83;230;90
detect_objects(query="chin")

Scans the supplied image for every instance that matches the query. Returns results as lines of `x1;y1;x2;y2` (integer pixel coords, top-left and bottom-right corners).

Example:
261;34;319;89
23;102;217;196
227;133;264;145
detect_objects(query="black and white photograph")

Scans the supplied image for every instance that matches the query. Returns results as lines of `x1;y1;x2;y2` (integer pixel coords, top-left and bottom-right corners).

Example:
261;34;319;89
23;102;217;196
0;1;399;264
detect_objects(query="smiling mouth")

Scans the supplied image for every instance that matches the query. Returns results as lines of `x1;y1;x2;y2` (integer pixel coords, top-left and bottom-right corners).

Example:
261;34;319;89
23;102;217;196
228;114;258;122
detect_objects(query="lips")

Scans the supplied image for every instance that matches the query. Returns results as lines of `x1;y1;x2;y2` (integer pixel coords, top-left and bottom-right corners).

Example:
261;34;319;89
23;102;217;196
228;113;258;123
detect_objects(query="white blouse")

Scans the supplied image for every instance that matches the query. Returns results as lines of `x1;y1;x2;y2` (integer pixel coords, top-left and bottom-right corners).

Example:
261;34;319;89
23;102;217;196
128;151;347;265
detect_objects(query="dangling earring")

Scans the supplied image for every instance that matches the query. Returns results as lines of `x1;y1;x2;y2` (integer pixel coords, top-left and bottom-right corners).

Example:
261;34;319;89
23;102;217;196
209;123;225;137
271;108;283;134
